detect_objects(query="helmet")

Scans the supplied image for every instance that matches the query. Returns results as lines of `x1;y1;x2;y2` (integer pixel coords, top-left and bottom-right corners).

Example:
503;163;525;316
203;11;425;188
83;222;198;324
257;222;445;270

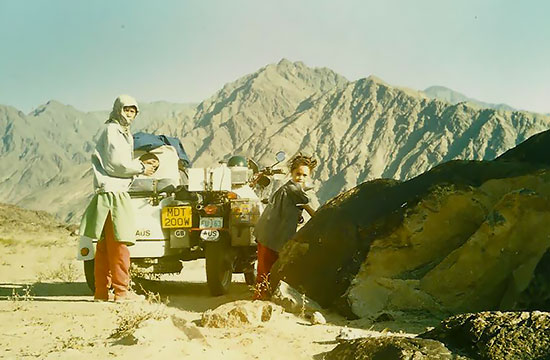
227;155;247;168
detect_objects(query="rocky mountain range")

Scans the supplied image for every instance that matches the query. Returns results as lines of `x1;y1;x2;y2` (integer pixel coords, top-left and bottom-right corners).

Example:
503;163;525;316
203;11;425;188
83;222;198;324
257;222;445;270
1;59;549;223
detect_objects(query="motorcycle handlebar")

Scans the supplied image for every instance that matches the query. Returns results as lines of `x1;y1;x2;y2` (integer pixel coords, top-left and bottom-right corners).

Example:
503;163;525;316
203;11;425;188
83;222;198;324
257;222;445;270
249;167;285;187
260;167;284;176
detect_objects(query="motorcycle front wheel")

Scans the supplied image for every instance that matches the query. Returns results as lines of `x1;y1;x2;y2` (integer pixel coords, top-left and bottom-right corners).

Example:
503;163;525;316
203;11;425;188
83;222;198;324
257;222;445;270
204;236;235;296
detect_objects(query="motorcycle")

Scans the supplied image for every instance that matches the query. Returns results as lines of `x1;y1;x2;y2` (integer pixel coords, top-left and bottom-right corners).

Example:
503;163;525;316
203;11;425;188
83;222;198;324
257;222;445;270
180;151;286;295
77;140;285;296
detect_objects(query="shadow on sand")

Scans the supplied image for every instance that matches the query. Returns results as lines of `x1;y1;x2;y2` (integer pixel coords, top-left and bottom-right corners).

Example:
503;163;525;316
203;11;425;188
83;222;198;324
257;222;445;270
0;278;253;312
134;278;253;313
0;281;92;300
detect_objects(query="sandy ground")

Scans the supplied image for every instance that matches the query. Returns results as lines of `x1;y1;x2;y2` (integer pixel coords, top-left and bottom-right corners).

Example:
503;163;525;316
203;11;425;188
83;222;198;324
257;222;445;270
0;231;437;360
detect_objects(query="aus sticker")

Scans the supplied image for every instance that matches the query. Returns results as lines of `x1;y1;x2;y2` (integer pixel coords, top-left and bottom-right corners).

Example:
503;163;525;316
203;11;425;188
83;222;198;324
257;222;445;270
135;229;151;237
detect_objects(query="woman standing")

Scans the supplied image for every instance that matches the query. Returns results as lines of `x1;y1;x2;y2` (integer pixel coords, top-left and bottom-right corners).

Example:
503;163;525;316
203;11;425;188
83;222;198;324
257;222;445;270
79;94;154;302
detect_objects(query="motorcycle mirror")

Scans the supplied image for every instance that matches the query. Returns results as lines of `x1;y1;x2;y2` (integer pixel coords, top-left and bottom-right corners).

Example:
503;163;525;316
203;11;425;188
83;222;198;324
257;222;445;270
275;151;286;163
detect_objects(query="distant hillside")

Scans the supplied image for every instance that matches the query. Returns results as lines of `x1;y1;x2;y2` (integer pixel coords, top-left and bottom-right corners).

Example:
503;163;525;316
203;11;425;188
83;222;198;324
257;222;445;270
0;202;68;233
423;85;516;111
1;60;549;222
0;101;196;221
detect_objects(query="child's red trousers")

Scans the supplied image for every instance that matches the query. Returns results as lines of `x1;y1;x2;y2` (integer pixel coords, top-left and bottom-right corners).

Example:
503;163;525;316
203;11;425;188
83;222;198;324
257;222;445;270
254;242;279;300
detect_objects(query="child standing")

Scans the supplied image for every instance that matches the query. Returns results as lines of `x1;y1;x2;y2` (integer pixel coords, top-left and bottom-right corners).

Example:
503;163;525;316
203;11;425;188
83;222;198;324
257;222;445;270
79;94;154;302
253;154;317;300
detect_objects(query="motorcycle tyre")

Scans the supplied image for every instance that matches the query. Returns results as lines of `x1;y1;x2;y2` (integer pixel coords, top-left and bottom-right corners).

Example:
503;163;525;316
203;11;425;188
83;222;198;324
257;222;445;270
84;259;95;293
205;238;235;296
244;268;257;286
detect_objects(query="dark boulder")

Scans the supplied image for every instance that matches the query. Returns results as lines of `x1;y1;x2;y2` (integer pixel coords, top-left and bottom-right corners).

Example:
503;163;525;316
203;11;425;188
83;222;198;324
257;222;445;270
420;311;550;360
322;336;468;360
271;129;550;315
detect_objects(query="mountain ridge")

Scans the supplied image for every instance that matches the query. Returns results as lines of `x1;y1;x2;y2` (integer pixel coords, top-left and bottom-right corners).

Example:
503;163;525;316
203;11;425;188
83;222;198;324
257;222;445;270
1;60;549;222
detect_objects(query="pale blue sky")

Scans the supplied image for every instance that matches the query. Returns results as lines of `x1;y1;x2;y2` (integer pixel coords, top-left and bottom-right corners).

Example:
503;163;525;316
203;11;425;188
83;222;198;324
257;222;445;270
1;0;549;113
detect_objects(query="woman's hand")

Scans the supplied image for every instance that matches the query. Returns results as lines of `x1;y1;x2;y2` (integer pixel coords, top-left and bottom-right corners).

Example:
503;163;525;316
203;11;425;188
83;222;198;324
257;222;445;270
143;163;156;176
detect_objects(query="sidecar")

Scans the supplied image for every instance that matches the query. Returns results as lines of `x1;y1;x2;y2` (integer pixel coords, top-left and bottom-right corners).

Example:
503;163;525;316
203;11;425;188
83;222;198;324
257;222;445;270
77;139;199;291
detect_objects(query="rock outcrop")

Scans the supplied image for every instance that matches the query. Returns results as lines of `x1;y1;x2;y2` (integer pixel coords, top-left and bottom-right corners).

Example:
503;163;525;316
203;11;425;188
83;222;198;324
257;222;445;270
270;280;323;316
324;336;465;360
420;311;550;360
272;129;550;317
200;300;283;328
323;311;550;359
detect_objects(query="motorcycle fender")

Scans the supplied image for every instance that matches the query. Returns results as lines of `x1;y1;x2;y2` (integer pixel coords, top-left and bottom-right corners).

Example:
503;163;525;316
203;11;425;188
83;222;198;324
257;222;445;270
170;228;191;248
230;225;255;246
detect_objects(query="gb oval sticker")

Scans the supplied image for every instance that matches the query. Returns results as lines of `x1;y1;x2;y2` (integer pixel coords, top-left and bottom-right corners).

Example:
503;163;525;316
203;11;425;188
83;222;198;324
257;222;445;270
174;229;187;238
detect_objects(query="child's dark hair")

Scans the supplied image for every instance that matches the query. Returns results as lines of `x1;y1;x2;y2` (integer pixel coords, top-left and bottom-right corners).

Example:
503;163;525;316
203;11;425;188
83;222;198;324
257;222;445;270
288;153;317;173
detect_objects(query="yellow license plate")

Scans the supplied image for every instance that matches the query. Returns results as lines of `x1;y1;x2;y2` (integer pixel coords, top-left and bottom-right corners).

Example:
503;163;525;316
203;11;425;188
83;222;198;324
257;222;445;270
162;206;192;228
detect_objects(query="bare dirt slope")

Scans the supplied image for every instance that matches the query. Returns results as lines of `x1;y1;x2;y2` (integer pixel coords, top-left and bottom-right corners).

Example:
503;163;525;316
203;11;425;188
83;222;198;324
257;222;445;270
0;203;432;359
